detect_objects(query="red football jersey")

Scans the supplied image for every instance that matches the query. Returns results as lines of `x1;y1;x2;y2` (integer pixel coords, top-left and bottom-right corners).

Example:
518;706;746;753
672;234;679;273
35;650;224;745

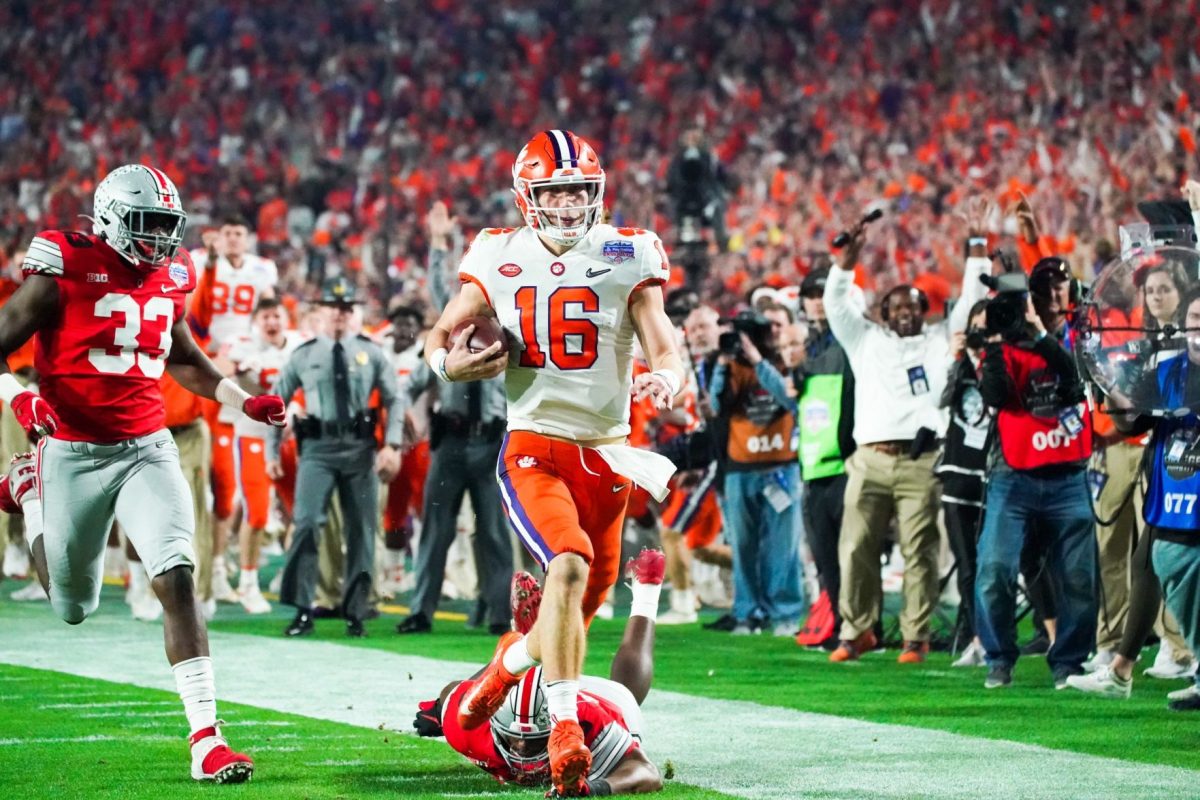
22;230;197;442
440;679;637;785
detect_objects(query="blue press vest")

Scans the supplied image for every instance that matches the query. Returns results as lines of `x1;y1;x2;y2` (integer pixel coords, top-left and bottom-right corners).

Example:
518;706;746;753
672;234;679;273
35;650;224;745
1145;355;1200;530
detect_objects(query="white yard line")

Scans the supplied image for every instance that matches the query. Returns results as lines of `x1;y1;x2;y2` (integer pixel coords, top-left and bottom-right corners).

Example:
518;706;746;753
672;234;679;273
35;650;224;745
2;612;1198;799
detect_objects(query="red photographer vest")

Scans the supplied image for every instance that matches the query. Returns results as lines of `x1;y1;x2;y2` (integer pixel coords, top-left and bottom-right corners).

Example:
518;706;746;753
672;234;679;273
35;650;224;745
993;343;1092;469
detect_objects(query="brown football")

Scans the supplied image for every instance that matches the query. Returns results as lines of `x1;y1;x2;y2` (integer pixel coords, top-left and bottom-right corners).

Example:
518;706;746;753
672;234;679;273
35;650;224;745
449;315;509;355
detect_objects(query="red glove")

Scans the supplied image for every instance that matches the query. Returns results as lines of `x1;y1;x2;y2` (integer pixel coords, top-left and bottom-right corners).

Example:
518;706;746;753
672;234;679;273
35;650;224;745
243;395;286;427
10;391;59;439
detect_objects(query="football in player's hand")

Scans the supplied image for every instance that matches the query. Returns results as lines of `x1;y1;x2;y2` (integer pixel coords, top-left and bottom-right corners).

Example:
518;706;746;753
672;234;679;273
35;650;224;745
449;316;509;356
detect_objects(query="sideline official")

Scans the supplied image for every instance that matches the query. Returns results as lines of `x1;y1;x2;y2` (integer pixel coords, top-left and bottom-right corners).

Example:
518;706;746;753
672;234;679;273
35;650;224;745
268;277;402;637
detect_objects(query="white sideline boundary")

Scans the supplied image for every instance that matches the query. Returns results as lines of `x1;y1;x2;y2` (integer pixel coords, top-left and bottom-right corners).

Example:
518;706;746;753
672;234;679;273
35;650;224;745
1;612;1198;799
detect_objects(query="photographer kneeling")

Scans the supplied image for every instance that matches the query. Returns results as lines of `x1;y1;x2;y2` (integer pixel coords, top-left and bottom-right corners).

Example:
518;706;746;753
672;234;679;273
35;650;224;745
975;263;1096;690
710;304;804;636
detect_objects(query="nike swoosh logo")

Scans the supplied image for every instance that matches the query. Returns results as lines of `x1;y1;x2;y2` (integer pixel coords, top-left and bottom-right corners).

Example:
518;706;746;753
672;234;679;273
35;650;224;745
160;284;180;293
612;483;629;493
586;268;612;278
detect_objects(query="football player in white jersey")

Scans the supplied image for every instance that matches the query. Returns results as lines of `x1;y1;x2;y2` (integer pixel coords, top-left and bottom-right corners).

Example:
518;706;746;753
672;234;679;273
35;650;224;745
226;298;302;613
426;129;684;796
190;216;279;605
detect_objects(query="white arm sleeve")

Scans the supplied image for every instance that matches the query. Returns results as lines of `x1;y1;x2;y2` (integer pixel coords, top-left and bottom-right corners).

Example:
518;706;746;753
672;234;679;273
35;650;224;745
824;265;872;353
948;257;993;334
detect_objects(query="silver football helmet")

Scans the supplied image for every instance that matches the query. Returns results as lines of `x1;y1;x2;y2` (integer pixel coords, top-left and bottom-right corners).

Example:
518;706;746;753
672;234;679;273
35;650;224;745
489;666;551;782
92;164;187;269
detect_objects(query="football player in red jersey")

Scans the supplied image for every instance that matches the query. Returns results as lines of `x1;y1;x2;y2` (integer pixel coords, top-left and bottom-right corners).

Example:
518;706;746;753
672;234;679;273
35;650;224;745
415;550;666;797
0;164;286;784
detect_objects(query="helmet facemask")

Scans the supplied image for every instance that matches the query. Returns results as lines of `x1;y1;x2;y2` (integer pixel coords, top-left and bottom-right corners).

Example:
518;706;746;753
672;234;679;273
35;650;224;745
489;667;551;783
517;176;605;246
92;165;188;271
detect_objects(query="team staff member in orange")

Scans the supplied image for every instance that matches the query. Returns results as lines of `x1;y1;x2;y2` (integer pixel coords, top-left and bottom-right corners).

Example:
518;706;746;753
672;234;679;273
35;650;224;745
426;130;683;796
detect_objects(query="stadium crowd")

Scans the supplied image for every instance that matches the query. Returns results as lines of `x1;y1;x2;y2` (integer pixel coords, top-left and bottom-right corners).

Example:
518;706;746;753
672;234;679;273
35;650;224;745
3;0;1200;745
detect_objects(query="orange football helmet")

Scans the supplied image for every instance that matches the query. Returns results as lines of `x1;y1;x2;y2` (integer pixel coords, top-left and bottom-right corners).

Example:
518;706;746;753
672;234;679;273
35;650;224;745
512;130;605;246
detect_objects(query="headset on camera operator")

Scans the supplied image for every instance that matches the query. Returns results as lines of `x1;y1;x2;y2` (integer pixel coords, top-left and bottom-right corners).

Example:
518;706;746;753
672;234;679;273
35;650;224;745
709;303;805;635
822;218;987;664
974;255;1097;689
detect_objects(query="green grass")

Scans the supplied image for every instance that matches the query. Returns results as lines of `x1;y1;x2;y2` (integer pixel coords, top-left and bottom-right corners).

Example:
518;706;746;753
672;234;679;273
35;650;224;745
0;664;735;800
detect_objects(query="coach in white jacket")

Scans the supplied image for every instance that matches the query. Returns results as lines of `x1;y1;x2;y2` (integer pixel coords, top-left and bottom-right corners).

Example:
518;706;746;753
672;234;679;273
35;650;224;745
824;223;990;664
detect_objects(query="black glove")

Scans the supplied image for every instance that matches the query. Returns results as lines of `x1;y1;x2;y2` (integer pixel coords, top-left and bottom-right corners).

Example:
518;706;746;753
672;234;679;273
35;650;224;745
413;699;444;738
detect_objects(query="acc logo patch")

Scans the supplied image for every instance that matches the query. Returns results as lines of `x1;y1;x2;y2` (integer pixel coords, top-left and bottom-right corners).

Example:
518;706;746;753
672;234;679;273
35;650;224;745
499;263;522;278
602;240;636;264
168;261;189;287
549;262;565;276
516;455;538;468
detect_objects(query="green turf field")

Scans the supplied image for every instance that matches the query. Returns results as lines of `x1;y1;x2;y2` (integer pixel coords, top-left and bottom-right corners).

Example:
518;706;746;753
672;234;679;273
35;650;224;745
3;576;1199;799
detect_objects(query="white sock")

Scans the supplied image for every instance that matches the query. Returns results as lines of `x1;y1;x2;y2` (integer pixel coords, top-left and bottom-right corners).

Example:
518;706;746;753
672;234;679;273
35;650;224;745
501;635;538;675
630;580;663;620
238;568;258;592
173;656;218;736
544;679;579;725
20;495;43;541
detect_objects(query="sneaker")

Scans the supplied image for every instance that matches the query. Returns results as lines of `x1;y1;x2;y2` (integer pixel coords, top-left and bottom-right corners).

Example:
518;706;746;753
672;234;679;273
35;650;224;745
731;622;761;636
211;565;238;604
1053;668;1084;690
1168;684;1200;702
1064;665;1132;698
548;719;592;796
10;580;48;601
200;597;217;622
952;639;986;668
510;571;543;636
772;621;800;638
897;640;930;664
457;631;525;730
1083;649;1116;673
1019;632;1050;656
658;607;699;625
1145;643;1199;680
1168;687;1200;711
703;612;737;632
131;590;164;622
829;630;878;663
984;664;1013;689
237;584;272;615
189;726;254;783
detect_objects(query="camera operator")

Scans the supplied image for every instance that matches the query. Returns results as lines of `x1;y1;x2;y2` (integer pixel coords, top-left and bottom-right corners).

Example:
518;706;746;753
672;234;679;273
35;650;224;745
666;127;729;255
1098;285;1200;709
824;224;986;665
794;267;856;647
710;303;804;635
975;259;1096;690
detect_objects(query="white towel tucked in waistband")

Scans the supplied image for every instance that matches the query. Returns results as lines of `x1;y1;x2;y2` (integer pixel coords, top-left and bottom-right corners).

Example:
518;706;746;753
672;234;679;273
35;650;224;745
593;445;677;503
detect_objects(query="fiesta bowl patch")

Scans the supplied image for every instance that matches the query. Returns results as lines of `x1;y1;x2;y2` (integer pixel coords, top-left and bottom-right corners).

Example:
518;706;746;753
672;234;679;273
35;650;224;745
602;240;636;264
168;261;189;287
499;263;522;277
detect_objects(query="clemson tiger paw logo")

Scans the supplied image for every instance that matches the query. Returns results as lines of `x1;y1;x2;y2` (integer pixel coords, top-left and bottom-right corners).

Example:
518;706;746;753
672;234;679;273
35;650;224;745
516;456;538;468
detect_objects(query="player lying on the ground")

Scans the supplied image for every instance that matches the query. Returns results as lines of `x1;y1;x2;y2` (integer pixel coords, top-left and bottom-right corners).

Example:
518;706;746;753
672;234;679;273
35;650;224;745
414;551;667;796
0;164;286;784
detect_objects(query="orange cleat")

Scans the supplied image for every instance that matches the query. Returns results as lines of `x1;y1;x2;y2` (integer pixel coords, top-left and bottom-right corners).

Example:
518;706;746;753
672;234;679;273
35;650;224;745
828;630;878;663
457;631;525;730
548;719;592;795
510;571;543;636
189;726;254;783
897;640;930;664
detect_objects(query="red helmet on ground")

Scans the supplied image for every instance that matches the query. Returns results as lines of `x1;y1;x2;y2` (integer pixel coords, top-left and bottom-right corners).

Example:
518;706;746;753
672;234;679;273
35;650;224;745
512;130;605;246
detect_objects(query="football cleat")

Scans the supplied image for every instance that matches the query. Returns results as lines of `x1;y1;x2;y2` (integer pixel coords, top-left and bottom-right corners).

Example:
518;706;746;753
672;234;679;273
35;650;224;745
511;571;543;636
457;631;525;730
548;719;592;795
624;548;666;586
189;726;254;783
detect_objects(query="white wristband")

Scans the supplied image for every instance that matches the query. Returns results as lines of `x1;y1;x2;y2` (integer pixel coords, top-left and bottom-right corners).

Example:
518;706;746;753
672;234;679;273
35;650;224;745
430;348;452;382
0;373;26;404
651;369;682;396
215;377;251;412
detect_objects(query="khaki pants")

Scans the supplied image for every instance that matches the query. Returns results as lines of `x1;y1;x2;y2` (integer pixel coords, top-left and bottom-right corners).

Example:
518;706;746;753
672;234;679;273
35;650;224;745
171;420;212;600
838;447;941;642
1093;440;1191;655
315;495;345;610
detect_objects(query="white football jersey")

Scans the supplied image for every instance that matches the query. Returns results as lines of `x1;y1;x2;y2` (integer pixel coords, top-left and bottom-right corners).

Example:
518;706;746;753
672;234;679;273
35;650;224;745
459;223;670;441
192;251;279;348
228;330;304;438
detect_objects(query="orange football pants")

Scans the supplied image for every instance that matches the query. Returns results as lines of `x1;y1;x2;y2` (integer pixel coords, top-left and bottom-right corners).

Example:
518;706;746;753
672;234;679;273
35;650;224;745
497;430;630;625
209;419;238;520
274;437;298;516
384;440;430;533
237;437;271;530
662;480;722;549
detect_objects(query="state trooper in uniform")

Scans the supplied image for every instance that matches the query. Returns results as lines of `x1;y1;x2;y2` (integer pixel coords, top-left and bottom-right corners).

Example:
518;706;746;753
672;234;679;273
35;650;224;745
267;277;402;637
